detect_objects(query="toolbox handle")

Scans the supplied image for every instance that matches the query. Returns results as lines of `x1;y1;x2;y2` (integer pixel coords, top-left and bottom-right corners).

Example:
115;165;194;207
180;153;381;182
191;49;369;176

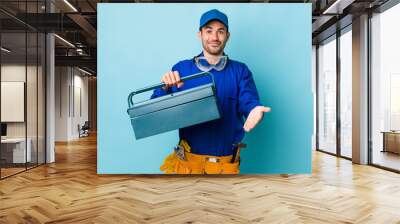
128;71;215;108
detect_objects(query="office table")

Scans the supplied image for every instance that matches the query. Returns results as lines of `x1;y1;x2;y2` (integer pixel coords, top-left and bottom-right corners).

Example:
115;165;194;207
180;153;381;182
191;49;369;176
1;138;32;164
381;131;400;154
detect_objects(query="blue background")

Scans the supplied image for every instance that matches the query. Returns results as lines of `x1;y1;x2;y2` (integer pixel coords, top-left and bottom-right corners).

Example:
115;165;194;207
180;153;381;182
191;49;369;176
98;3;313;174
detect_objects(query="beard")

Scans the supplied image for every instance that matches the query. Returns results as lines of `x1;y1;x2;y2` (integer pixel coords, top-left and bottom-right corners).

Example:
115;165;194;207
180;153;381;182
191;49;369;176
202;41;226;56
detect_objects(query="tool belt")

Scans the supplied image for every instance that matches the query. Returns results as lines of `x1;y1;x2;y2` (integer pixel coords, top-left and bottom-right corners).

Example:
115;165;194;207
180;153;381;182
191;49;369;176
160;139;240;174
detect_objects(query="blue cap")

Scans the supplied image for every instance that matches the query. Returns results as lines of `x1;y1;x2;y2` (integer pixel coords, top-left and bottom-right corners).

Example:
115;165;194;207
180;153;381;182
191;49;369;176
199;9;229;31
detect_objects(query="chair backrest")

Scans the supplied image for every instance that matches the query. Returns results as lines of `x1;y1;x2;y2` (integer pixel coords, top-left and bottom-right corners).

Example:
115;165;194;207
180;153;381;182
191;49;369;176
82;121;90;129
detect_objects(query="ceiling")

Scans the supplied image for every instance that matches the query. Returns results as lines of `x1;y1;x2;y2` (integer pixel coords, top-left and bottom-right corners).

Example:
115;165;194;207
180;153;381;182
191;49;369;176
0;0;393;75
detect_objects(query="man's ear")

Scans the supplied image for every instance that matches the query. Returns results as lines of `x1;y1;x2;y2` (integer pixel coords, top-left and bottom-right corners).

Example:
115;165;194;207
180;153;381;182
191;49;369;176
226;32;230;42
197;30;202;40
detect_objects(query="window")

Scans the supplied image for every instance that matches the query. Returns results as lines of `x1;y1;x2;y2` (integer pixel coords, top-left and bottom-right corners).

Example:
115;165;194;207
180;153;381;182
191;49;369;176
371;3;400;171
340;28;352;158
318;36;337;154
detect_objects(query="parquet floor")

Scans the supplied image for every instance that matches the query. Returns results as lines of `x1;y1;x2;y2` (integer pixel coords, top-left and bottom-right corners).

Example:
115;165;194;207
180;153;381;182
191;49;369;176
1;167;26;178
1;134;400;223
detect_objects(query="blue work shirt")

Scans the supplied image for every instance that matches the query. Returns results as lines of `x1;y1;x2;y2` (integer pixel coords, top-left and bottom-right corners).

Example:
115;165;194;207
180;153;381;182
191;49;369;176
151;53;261;156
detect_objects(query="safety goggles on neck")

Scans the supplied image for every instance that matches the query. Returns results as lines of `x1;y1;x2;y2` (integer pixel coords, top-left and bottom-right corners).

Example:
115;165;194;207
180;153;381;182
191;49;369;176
195;56;228;72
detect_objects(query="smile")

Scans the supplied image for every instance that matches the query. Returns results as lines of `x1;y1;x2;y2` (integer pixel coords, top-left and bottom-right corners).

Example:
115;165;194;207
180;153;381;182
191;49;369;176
209;43;221;47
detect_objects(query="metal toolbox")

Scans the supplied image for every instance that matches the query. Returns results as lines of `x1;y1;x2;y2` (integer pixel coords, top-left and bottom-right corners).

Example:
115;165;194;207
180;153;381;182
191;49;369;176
127;72;221;140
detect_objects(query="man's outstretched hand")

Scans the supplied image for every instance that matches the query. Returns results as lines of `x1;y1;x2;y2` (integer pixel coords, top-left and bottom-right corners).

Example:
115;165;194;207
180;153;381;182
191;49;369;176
243;106;271;132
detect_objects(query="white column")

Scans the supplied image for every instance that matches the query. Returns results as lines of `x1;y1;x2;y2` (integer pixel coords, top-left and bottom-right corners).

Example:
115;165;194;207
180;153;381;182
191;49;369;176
46;33;55;163
352;14;369;164
46;1;55;163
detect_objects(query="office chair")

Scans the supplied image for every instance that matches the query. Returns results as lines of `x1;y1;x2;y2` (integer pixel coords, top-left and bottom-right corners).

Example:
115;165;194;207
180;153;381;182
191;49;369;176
79;121;90;138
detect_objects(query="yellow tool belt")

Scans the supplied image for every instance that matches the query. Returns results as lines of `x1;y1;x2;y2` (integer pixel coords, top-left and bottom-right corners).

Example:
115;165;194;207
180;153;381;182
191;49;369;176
160;140;240;174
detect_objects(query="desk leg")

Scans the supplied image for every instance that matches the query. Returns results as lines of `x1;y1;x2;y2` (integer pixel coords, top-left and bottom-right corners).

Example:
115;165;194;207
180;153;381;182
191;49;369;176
382;133;386;153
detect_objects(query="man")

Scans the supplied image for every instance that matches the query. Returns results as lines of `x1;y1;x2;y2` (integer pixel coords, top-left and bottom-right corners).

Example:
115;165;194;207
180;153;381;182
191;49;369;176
151;9;271;174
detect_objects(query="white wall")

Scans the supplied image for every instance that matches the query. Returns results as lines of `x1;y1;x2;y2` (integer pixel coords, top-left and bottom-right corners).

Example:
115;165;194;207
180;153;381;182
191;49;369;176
55;66;69;141
55;67;89;141
1;82;25;122
73;73;89;138
1;65;26;130
1;65;41;138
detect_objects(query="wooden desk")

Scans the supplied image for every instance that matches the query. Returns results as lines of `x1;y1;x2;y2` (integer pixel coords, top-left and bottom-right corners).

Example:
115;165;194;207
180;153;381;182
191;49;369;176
1;138;32;164
381;131;400;154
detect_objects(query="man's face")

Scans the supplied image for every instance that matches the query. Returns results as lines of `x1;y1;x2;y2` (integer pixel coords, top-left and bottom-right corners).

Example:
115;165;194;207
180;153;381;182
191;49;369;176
198;20;230;56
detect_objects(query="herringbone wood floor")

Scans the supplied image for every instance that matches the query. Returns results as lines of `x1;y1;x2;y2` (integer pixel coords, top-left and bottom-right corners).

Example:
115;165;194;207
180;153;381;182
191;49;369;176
1;134;400;224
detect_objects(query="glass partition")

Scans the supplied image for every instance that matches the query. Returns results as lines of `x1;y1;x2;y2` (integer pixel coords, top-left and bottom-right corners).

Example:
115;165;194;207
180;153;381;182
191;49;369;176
1;30;28;177
0;1;46;179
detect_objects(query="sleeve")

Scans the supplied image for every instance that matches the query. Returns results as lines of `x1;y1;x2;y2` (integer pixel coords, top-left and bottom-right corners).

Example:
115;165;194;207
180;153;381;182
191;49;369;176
150;87;171;99
150;63;180;99
238;65;262;118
